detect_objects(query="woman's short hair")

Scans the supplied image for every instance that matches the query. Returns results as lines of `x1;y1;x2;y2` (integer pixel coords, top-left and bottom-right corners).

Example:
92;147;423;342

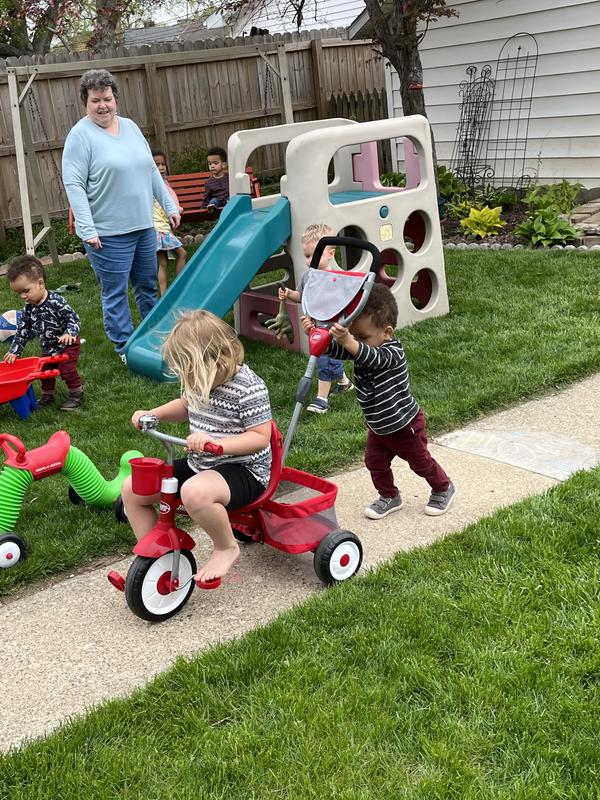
79;69;119;105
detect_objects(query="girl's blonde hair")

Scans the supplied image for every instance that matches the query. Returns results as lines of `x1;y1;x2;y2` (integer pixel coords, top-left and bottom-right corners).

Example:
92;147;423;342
162;310;244;409
302;223;335;246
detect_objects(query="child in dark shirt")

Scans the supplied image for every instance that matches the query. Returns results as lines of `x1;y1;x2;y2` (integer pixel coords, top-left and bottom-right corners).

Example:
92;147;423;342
3;255;83;410
303;282;455;519
203;147;229;210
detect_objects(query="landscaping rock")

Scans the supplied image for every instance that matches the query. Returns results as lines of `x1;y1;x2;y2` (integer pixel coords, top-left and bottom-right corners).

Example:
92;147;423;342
194;234;205;244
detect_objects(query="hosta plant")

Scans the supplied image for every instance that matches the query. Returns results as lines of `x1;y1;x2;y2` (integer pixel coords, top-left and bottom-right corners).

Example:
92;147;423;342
515;208;580;248
459;206;506;239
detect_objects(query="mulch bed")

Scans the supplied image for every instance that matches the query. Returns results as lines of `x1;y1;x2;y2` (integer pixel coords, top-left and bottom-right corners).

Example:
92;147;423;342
441;202;528;247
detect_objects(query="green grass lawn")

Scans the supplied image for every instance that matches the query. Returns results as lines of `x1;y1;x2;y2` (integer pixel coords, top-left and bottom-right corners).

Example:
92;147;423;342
1;248;600;595
2;468;600;797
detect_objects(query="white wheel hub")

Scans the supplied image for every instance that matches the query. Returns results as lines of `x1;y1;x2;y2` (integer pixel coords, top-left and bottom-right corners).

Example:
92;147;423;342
140;553;194;616
328;540;361;581
0;539;22;569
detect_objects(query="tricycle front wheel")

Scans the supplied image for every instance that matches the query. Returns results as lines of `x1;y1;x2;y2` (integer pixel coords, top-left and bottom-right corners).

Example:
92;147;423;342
0;533;27;569
314;530;362;585
125;550;197;622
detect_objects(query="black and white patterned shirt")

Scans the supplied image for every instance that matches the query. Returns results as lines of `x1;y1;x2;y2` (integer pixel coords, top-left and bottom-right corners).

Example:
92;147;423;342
328;338;420;435
9;291;81;357
187;363;272;486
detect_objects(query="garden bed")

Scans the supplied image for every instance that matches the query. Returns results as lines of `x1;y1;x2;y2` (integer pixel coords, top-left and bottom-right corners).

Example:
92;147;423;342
441;201;528;247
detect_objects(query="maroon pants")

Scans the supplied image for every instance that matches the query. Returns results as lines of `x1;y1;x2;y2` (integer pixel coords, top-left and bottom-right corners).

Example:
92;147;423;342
364;409;450;498
41;341;83;395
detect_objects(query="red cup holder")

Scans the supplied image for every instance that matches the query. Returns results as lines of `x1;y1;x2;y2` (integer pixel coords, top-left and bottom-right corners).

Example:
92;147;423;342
129;457;164;496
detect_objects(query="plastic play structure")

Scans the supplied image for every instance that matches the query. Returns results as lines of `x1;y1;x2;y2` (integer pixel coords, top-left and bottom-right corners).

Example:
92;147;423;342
0;431;143;569
110;236;378;622
0;354;69;420
125;115;449;382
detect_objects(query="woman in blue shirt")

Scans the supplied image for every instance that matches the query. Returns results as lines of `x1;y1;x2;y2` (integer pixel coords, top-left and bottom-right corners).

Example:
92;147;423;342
62;68;180;363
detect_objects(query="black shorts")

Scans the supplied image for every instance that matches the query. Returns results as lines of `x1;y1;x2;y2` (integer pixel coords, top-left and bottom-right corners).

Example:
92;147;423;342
173;458;264;510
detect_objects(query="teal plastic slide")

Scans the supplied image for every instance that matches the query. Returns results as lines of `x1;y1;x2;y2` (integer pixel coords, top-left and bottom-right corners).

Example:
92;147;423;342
126;195;291;381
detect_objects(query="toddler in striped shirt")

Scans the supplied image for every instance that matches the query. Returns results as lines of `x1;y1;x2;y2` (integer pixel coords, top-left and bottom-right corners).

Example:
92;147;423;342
303;282;455;520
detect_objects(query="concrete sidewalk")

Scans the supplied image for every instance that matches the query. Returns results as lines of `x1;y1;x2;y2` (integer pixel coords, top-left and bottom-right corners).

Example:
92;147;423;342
1;374;599;752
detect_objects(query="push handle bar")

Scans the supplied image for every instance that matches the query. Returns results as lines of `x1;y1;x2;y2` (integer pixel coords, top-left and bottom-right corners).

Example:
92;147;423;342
29;369;60;382
137;415;224;455
308;236;381;274
0;433;27;463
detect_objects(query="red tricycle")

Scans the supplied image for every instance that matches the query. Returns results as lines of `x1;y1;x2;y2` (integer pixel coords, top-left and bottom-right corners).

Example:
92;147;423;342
109;236;380;623
108;416;362;621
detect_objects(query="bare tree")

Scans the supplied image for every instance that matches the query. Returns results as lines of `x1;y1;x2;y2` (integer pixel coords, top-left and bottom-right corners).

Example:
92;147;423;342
363;0;458;173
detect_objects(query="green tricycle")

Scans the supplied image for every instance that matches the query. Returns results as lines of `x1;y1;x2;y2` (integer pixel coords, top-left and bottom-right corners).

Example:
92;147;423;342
0;430;142;569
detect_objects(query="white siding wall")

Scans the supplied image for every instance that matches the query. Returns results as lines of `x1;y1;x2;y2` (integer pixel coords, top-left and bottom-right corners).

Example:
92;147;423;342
386;0;600;187
219;0;365;36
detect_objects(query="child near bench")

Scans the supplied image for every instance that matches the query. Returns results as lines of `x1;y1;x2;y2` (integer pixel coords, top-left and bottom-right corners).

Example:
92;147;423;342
152;150;187;295
203;147;230;210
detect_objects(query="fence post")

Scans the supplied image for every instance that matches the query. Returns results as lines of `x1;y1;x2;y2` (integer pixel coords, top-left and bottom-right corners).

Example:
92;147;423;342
276;44;294;124
310;38;327;119
144;62;168;156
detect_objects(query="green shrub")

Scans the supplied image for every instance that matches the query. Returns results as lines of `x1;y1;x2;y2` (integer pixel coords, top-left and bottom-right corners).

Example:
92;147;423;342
476;185;518;210
445;198;480;221
437;166;468;203
459;206;506;239
0;219;81;264
171;145;208;174
524;179;583;215
515;207;580;248
380;171;406;188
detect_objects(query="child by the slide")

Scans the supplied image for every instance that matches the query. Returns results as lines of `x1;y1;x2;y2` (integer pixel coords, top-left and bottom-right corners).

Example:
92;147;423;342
152;150;186;295
279;224;353;413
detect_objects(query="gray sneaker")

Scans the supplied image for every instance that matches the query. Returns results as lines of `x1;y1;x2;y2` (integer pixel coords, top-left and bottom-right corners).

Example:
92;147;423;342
425;482;456;516
307;397;329;414
331;379;354;396
364;494;403;520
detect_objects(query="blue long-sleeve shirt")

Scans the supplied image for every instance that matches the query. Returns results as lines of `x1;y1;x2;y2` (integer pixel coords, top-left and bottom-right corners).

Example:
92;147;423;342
62;116;177;241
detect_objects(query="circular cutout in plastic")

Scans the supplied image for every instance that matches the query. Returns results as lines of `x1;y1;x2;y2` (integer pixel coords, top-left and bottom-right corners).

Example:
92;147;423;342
410;268;436;310
336;225;369;270
378;248;403;288
403;211;428;253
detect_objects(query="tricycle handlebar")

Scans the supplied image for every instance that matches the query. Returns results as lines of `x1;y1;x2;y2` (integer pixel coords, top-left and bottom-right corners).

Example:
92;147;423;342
137;415;223;455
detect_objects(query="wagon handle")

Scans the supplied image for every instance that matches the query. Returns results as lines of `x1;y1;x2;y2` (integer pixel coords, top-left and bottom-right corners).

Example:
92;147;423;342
0;433;27;463
29;369;60;382
38;354;69;366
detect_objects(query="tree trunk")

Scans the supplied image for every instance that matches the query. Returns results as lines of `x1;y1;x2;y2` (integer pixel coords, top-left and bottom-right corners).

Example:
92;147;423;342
93;0;124;53
385;43;440;187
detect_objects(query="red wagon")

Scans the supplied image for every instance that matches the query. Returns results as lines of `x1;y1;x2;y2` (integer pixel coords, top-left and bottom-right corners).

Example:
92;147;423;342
0;355;68;419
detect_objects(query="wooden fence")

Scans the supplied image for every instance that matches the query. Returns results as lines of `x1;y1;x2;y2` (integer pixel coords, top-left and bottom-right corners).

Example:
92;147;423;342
0;29;385;229
327;88;393;173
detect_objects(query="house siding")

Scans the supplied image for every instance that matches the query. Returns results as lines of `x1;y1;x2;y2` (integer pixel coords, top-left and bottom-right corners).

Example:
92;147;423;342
386;0;600;187
218;0;366;37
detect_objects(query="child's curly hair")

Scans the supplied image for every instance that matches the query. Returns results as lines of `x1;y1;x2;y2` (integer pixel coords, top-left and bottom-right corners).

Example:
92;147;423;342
7;255;46;284
162;310;243;409
361;283;398;330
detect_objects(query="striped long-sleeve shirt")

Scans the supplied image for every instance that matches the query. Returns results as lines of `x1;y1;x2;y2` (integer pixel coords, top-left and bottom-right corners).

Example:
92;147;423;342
328;338;419;435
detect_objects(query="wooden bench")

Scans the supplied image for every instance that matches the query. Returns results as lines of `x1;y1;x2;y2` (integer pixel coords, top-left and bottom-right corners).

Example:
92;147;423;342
167;166;261;224
68;166;261;234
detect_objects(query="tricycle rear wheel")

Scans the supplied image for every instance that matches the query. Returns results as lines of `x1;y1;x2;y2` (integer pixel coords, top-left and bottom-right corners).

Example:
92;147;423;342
314;530;362;585
125;550;197;622
0;533;27;569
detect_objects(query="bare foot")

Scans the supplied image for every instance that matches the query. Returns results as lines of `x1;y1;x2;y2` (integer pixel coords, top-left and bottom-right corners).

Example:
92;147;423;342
195;543;240;582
